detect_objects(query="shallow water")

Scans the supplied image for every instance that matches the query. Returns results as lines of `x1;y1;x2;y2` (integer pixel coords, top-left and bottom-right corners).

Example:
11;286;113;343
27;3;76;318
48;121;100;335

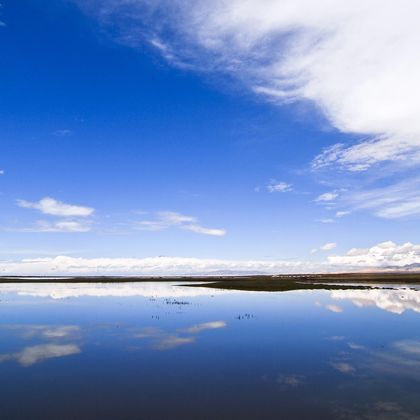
1;282;420;419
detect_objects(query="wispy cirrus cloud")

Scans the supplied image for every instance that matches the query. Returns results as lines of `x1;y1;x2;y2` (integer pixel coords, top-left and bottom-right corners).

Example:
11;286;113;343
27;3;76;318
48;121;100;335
78;0;420;172
136;211;226;236
343;177;420;219
76;0;420;220
19;220;93;233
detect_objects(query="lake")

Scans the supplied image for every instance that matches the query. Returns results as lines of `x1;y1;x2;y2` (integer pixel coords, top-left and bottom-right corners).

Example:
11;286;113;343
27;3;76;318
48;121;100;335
1;281;420;419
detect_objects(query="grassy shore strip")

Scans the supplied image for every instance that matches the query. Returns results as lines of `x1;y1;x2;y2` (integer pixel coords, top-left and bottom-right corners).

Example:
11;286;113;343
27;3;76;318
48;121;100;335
0;272;419;291
183;273;420;292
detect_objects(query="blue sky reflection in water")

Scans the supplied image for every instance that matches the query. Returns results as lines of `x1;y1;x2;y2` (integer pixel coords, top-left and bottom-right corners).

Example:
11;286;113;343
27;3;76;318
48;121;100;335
1;282;420;419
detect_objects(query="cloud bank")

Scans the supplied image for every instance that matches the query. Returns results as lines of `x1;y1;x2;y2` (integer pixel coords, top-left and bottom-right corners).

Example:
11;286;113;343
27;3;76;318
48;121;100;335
0;241;417;275
328;241;420;268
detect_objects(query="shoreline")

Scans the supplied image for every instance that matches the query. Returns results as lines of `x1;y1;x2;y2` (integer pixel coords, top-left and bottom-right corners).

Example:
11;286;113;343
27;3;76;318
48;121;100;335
0;272;419;292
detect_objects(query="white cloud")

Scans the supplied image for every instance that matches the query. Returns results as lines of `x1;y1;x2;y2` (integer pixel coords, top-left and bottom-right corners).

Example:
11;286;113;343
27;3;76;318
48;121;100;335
78;0;420;172
311;242;337;254
320;242;337;251
266;180;292;193
0;169;4;175
21;220;92;233
17;197;94;217
335;211;350;218
75;1;420;222
316;192;338;202
317;218;335;224
136;211;226;236
0;255;316;276
184;224;225;236
328;241;420;268
344;178;420;219
0;240;417;275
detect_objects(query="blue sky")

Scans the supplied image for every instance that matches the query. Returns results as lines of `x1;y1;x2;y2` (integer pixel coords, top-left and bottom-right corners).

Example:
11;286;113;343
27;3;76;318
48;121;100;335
1;1;420;274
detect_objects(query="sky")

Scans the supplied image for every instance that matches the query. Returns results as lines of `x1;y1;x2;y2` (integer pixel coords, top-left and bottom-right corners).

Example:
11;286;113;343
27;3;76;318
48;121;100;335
1;0;420;275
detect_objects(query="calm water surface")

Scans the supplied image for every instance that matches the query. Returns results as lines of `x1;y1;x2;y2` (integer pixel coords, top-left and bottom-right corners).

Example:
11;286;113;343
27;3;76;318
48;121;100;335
1;282;420;419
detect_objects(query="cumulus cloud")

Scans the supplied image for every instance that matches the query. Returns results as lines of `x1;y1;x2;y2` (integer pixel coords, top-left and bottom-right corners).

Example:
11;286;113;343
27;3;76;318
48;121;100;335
17;197;94;217
136;211;226;236
328;241;420;268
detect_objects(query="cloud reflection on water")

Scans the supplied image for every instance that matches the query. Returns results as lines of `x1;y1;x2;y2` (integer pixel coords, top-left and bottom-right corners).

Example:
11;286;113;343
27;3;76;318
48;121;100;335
0;324;80;340
134;320;227;350
0;323;82;367
0;282;230;300
330;288;420;314
0;343;81;367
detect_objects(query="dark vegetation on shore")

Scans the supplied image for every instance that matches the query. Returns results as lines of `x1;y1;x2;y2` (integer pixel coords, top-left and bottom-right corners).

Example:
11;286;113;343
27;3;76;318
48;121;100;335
0;272;419;291
187;272;420;292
